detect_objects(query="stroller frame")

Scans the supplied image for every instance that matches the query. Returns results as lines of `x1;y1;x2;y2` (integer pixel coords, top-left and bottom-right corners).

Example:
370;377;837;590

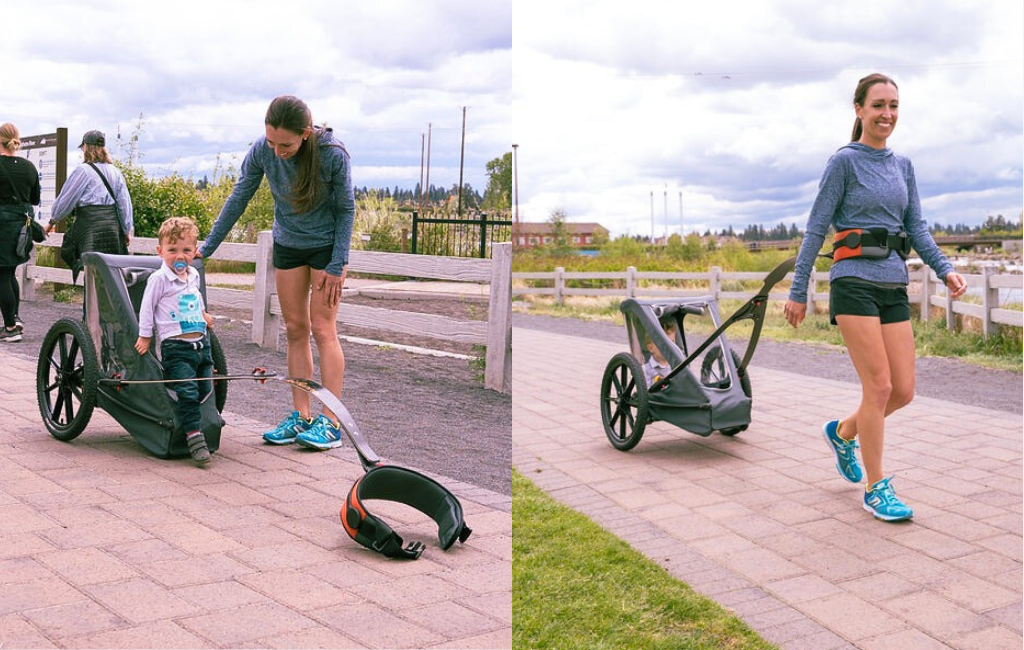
600;257;795;450
36;252;228;458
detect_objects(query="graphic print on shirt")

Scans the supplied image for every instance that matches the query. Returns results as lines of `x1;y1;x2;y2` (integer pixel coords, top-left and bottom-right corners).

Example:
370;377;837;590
171;292;206;333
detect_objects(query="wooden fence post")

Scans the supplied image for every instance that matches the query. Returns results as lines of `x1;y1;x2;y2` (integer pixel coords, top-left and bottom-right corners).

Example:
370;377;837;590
626;266;637;298
17;248;37;301
945;274;956;332
485;243;511;393
982;266;998;338
710;266;722;300
251;230;280;349
809;270;824;315
554;267;564;306
919;267;931;322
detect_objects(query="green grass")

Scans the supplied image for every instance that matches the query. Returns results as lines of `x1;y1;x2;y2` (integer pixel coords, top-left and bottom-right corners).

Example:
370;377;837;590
514;472;780;650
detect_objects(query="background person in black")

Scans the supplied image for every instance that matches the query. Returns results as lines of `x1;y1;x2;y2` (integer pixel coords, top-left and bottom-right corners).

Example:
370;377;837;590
0;123;41;343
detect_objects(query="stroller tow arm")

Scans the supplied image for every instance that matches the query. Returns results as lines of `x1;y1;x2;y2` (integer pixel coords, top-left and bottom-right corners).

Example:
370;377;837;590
649;256;796;394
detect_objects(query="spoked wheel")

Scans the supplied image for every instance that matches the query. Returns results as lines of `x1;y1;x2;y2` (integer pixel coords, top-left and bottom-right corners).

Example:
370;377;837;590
701;346;752;436
37;318;99;441
600;352;650;451
209;330;228;413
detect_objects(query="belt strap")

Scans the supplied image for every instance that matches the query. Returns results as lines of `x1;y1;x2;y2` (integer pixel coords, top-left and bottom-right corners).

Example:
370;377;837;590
830;228;910;261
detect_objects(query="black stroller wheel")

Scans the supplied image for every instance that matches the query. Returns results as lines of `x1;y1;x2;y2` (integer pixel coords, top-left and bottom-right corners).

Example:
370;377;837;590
209;330;228;413
600;352;649;451
701;347;752;436
37;318;99;441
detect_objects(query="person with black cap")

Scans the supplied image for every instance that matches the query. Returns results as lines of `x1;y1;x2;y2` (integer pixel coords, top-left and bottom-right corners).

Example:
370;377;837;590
47;129;134;282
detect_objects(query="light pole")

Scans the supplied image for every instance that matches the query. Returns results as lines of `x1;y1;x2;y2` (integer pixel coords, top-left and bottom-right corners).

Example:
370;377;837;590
512;143;519;250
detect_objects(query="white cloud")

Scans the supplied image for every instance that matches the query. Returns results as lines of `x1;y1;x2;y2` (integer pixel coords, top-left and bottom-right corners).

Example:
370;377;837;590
3;0;511;194
514;0;1023;237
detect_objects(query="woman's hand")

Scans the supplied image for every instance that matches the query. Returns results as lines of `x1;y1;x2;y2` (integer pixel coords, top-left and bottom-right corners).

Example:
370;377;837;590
783;299;807;328
316;270;345;307
945;272;968;299
45;221;56;235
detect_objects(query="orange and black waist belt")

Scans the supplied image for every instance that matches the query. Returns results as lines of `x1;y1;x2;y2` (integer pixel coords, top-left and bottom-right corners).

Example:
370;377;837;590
830;228;910;262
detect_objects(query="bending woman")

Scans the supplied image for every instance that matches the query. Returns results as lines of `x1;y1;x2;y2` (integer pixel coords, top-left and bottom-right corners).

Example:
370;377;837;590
199;95;355;451
784;73;967;522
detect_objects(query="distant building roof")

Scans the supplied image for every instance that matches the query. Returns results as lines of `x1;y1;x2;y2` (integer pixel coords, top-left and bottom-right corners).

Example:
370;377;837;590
517;222;608;235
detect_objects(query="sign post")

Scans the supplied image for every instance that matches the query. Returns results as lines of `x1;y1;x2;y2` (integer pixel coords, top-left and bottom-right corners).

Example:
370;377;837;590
18;128;68;224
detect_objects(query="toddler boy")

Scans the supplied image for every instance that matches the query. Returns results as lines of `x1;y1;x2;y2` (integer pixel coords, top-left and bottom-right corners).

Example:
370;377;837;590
135;217;215;463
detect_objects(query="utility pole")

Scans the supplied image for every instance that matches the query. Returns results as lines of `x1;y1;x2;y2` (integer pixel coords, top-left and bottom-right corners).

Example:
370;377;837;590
663;184;668;243
419;133;425;209
512;143;519;250
679;191;683;236
650;191;654;243
457;106;467;218
425;123;432;211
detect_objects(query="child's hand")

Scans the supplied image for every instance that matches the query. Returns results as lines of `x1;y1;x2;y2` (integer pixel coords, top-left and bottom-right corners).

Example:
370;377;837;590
134;337;150;355
203;312;214;329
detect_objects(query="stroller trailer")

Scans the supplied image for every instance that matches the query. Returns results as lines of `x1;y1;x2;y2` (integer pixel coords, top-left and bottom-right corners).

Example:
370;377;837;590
600;257;795;451
37;252;228;458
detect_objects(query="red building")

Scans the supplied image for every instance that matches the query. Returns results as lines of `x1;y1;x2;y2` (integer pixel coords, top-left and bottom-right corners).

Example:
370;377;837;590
514;222;609;249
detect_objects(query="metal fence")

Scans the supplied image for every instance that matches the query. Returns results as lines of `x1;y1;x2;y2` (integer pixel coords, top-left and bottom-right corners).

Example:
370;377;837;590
411;211;512;259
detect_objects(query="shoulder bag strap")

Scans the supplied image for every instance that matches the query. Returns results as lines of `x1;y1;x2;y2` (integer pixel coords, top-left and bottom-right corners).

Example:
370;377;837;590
86;162;124;234
86;162;118;203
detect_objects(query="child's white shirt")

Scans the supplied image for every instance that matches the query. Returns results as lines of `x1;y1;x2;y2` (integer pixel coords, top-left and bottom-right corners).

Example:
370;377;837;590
137;263;207;342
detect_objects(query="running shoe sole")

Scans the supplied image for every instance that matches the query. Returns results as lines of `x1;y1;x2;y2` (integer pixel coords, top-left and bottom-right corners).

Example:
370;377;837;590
295;436;344;450
262;435;298;445
863;502;913;522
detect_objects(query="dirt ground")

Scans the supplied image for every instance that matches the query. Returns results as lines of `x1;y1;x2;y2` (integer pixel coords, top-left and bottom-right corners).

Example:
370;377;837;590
12;292;511;495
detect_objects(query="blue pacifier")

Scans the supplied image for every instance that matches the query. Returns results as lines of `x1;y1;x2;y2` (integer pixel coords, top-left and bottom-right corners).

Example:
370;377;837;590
173;261;188;272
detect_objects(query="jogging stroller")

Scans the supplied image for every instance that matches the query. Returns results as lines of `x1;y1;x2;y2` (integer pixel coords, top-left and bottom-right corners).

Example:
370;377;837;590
36;252;228;458
600;257;795;450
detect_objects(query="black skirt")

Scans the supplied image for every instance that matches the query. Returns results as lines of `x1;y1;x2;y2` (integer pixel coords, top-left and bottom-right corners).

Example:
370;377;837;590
0;203;33;268
62;204;127;282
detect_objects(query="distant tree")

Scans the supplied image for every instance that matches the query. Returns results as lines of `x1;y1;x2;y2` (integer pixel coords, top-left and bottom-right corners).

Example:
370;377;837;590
543;208;575;256
482;152;512;212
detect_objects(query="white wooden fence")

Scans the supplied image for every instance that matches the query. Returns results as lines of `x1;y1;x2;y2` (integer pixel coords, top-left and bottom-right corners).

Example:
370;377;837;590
18;233;512;393
513;265;1023;338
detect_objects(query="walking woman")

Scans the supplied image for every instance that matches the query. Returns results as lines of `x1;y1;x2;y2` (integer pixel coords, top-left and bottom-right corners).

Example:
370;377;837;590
198;95;355;451
0;123;41;343
784;73;967;522
46;130;134;282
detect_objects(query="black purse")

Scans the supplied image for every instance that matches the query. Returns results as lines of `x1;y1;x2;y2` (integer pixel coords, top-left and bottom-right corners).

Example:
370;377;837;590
16;215;47;260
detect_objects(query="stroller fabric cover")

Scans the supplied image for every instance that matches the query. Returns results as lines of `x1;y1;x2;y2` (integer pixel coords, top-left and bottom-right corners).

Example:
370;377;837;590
620;298;751;436
83;252;223;458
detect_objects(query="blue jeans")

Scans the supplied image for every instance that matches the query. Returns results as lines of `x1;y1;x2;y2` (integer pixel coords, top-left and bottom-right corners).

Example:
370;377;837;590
161;335;214;434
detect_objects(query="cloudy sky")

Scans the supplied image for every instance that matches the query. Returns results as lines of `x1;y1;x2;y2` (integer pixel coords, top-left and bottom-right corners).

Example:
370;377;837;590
515;0;1023;238
4;1;1021;239
4;0;511;195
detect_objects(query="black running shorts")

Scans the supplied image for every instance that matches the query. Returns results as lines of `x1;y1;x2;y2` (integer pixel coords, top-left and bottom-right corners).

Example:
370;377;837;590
829;277;911;325
272;242;334;271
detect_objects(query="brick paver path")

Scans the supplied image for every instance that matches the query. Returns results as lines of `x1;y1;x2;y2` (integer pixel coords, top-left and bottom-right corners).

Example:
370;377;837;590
513;327;1021;650
0;350;510;649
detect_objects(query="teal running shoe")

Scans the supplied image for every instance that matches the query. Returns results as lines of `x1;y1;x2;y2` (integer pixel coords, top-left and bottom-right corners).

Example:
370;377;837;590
864;477;914;521
296;414;345;450
822;420;863;483
262;411;313;445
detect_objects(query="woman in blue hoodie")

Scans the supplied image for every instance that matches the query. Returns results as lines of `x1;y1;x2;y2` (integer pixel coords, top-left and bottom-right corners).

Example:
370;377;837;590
784;74;967;522
199;95;355;451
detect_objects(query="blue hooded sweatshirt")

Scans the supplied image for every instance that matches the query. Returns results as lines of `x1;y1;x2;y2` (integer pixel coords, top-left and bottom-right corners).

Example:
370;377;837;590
200;126;355;276
789;142;954;304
